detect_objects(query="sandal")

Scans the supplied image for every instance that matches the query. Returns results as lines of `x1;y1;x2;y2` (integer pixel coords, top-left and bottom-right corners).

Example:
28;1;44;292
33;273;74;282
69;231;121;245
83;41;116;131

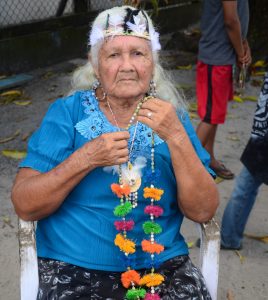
210;161;234;180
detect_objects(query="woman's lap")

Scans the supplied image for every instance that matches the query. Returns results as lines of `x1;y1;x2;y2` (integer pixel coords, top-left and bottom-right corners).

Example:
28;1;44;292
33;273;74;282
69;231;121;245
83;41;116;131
37;256;211;300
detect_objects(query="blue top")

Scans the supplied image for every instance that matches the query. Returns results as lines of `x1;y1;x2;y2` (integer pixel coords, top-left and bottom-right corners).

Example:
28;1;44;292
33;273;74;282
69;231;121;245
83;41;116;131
20;90;213;271
198;0;249;65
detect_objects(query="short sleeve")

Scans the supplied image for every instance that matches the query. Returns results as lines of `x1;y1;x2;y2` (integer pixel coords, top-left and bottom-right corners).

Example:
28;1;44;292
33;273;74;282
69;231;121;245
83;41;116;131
19;99;75;173
178;110;216;178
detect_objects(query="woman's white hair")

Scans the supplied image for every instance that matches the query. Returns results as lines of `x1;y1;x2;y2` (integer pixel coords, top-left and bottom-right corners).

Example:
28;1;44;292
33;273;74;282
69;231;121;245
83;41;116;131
71;6;185;109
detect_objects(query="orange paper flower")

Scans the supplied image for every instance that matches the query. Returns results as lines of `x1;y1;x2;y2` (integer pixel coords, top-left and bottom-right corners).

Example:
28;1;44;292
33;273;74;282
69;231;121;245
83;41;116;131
114;233;136;254
111;183;131;198
121;270;141;288
141;240;164;254
139;273;165;287
143;187;164;201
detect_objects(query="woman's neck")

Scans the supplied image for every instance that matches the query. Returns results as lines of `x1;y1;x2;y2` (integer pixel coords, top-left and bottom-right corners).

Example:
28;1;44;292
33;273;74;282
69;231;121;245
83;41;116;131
97;91;145;128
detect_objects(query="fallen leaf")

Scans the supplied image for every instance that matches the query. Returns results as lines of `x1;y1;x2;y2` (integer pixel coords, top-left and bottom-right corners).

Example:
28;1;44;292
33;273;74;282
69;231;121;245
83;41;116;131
0;90;22;97
21;132;32;141
227;289;235;300
176;64;192;70
235;250;245;264
242;96;257;102
2;216;14;228
0;75;7;80
189;112;199;119
0;129;21;144
252;71;266;76
244;234;268;243
227;135;240;141
187;241;194;249
231;104;238;109
233;95;244;103
251;79;263;87
0;89;23;104
189;103;198;112
13;100;32;106
252;60;267;68
42;71;55;79
2;149;27;159
215;177;224;184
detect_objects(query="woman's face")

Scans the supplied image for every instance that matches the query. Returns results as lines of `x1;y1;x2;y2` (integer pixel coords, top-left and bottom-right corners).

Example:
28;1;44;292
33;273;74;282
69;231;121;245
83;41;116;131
95;35;154;100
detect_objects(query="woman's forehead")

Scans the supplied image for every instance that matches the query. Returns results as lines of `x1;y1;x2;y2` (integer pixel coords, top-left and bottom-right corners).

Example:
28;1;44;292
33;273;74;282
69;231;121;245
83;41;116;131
102;35;151;51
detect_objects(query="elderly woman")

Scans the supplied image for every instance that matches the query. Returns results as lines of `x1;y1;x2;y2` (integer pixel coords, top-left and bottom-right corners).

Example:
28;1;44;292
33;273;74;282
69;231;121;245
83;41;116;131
11;6;219;300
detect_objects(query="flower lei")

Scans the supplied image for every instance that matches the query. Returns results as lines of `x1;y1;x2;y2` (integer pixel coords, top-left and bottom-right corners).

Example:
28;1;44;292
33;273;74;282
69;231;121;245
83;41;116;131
111;131;165;299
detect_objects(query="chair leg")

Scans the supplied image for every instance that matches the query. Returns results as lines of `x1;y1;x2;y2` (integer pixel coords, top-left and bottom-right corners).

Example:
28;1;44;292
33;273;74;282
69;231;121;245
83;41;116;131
198;218;220;300
19;219;39;300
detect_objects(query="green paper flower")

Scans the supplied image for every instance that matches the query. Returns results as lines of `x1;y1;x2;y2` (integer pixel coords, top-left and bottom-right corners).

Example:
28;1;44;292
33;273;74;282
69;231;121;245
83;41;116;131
114;201;132;217
126;288;146;299
143;221;162;234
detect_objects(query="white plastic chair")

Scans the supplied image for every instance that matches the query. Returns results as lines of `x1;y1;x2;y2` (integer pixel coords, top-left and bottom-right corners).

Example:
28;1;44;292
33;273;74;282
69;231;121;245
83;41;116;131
18;218;220;300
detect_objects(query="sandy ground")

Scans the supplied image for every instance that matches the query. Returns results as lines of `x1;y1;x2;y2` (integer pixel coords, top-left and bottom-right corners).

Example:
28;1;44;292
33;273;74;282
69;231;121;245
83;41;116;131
0;52;267;300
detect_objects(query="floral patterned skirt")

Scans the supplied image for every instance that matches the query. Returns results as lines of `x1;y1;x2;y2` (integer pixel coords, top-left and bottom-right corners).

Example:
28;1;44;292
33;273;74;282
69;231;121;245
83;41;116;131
37;255;211;300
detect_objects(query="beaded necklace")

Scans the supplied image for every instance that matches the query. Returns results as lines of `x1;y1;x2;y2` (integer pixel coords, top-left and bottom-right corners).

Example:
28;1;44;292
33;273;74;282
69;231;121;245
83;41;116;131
108;96;165;300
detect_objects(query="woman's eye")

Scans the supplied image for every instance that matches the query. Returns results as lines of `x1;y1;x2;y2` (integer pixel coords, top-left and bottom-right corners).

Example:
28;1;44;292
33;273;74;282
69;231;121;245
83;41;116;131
134;51;143;56
109;53;119;57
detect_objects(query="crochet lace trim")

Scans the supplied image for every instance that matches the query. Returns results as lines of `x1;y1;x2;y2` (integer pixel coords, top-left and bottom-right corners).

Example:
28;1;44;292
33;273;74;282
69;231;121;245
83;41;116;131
75;90;164;159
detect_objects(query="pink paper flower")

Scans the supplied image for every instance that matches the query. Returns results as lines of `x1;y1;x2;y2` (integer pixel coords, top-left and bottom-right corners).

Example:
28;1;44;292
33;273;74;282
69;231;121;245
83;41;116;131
114;220;135;231
144;205;164;217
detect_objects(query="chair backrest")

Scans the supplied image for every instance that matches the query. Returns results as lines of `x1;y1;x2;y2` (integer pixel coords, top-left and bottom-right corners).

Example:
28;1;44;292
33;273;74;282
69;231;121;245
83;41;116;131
18;218;220;300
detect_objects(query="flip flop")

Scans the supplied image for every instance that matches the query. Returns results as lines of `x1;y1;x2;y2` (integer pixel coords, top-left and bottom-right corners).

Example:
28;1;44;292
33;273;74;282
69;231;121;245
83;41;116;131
210;162;234;180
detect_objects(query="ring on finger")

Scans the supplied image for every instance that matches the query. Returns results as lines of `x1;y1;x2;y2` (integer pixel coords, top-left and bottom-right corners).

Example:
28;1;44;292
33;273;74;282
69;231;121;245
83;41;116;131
147;112;153;119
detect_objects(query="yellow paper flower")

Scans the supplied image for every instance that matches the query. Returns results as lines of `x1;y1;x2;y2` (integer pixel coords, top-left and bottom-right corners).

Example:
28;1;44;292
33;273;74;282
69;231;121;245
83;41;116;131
139;273;165;287
114;233;136;254
143;187;164;201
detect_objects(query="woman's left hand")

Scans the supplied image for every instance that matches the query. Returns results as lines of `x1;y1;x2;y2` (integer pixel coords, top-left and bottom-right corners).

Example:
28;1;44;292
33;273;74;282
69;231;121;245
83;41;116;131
137;98;183;141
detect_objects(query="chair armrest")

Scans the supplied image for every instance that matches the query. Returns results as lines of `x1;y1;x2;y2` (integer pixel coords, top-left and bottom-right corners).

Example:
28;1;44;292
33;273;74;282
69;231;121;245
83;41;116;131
198;218;220;300
18;218;39;300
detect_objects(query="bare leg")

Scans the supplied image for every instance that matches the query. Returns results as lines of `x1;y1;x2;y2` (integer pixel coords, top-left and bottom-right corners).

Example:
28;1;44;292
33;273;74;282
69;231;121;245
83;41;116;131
196;121;234;179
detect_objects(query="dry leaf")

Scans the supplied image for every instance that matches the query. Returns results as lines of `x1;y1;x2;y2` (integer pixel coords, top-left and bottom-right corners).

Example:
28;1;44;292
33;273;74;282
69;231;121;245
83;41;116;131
244;233;268;243
176;64;192;70
43;71;55;79
189;112;199;119
2;149;27;159
21;132;32;142
235;250;245;264
227;135;240;141
0;90;22;97
233;95;244;103
242;96;257;102
187;241;194;249
252;60;267;68
227;289;235;300
215;177;224;184
252;71;266;76
2;216;14;228
0;89;23;104
0;129;21;144
189;103;198;112
13;100;32;106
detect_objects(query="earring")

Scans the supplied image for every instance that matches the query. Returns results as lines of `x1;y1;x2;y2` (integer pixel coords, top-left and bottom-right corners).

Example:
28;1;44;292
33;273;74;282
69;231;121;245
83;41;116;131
148;79;157;97
92;79;106;101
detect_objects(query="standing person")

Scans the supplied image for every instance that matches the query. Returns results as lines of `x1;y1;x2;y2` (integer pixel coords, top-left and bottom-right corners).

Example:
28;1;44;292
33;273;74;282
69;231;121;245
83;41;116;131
221;73;268;250
11;6;219;299
196;0;251;179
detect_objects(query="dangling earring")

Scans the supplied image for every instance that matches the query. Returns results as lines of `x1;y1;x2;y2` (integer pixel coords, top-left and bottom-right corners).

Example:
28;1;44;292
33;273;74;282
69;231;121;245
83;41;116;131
92;79;106;101
148;79;157;97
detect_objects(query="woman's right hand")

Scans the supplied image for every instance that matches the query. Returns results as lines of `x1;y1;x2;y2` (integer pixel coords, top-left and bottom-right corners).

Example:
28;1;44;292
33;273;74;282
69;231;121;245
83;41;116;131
80;131;130;168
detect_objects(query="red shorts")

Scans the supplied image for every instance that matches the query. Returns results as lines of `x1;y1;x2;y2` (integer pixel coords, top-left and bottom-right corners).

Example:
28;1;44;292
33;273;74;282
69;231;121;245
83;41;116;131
196;61;233;124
